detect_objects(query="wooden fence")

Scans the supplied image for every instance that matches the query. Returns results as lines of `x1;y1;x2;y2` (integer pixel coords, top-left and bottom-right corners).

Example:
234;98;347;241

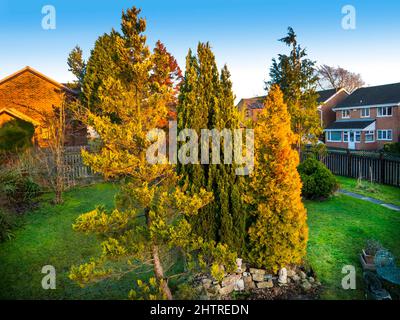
302;148;400;187
62;146;96;185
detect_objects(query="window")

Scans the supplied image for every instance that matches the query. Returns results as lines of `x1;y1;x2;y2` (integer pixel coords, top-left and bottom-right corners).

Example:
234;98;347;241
365;130;374;142
327;131;342;142
361;108;370;118
355;131;361;142
377;130;393;141
377;107;392;117
341;110;351;118
343;131;349;142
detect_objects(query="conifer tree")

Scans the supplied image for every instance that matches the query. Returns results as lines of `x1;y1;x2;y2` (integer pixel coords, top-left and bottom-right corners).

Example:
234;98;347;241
177;43;246;253
246;85;308;272
267;27;321;153
68;7;235;300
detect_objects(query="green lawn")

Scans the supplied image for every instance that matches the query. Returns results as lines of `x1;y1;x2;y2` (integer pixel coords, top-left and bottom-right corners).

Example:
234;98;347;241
1;183;399;300
336;175;400;207
306;194;400;300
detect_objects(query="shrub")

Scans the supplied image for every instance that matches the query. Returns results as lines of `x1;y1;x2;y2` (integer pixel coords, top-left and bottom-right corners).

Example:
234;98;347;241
0;119;34;152
383;142;400;155
298;158;338;199
0;209;17;242
0;167;40;212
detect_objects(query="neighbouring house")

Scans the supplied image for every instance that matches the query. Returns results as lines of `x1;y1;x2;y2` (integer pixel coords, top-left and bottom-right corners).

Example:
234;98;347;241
317;88;349;129
325;82;400;150
237;89;348;126
0;66;87;147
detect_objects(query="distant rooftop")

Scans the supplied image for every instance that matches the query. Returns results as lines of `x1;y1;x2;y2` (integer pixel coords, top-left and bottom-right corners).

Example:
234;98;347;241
335;82;400;108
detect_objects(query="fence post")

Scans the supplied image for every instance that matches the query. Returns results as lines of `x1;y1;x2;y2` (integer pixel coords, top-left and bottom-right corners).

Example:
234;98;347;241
380;151;385;184
347;149;352;177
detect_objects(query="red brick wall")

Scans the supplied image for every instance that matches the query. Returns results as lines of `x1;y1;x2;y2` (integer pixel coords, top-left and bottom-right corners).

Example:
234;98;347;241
320;90;349;128
0;69;87;147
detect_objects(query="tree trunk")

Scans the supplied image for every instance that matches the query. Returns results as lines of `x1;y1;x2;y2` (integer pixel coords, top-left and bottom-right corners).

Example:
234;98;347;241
145;208;173;300
152;244;173;300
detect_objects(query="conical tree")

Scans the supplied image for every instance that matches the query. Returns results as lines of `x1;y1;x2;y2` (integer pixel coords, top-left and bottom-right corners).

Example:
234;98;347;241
177;43;246;253
246;84;308;272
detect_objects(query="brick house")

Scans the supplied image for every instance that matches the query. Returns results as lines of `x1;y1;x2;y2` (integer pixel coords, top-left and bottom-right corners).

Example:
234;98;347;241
0;66;87;147
237;89;347;126
325;82;400;150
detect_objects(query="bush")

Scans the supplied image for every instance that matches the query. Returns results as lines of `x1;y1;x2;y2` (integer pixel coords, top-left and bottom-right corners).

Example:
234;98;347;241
0;209;17;242
298;158;338;199
383;142;400;155
0;167;40;212
0;119;34;152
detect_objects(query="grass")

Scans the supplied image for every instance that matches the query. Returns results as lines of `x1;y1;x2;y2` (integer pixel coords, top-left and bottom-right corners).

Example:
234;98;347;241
336;175;400;207
1;183;399;300
306;194;400;300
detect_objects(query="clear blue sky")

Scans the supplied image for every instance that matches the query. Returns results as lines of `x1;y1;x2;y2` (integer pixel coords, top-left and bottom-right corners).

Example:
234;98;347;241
1;0;400;101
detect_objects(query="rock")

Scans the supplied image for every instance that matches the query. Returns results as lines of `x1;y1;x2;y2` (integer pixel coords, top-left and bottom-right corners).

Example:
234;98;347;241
249;268;266;275
252;273;265;282
221;274;241;287
315;281;321;286
291;274;301;282
287;269;296;278
299;270;307;279
278;267;288;284
202;278;212;290
243;272;250;277
236;258;243;269
256;280;274;289
308;277;315;283
219;284;235;295
243;275;255;290
301;280;312;291
234;279;245;291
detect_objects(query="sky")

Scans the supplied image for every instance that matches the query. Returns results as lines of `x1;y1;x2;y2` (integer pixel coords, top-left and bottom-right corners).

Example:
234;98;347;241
1;0;400;102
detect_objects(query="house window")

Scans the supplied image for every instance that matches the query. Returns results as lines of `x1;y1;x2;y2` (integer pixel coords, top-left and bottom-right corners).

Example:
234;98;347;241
341;110;351;119
327;131;342;142
355;131;361;142
361;108;370;118
365;130;375;142
377;129;393;141
343;131;349;142
377;107;392;117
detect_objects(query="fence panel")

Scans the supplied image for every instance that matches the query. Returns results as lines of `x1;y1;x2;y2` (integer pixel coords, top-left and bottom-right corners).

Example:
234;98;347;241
303;148;400;187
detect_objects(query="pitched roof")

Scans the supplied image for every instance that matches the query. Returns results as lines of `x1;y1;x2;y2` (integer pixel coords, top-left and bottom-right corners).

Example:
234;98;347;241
238;89;340;110
0;107;40;126
335;82;400;108
325;119;375;130
0;66;76;94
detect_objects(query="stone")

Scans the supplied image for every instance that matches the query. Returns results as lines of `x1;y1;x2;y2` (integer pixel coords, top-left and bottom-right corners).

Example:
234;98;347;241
299;270;307;279
208;284;221;294
243;272;250;277
221;274;241;287
301;280;312;291
256;280;274;289
219;284;235;295
234;279;245;291
243;275;255;290
252;273;265;282
278;267;288;284
202;278;212;290
249;268;266;275
291;274;301;282
308;277;315;283
287;269;296;278
236;258;243;269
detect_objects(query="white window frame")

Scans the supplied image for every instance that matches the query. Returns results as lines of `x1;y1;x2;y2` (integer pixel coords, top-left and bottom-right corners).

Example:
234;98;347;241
360;108;370;118
365;130;375;143
343;131;349;142
326;131;342;142
341;110;351;119
377;129;393;141
355;131;361;143
377;106;393;117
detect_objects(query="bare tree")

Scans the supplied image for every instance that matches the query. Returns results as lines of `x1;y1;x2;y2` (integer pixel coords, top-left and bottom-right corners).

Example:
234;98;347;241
317;65;365;93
